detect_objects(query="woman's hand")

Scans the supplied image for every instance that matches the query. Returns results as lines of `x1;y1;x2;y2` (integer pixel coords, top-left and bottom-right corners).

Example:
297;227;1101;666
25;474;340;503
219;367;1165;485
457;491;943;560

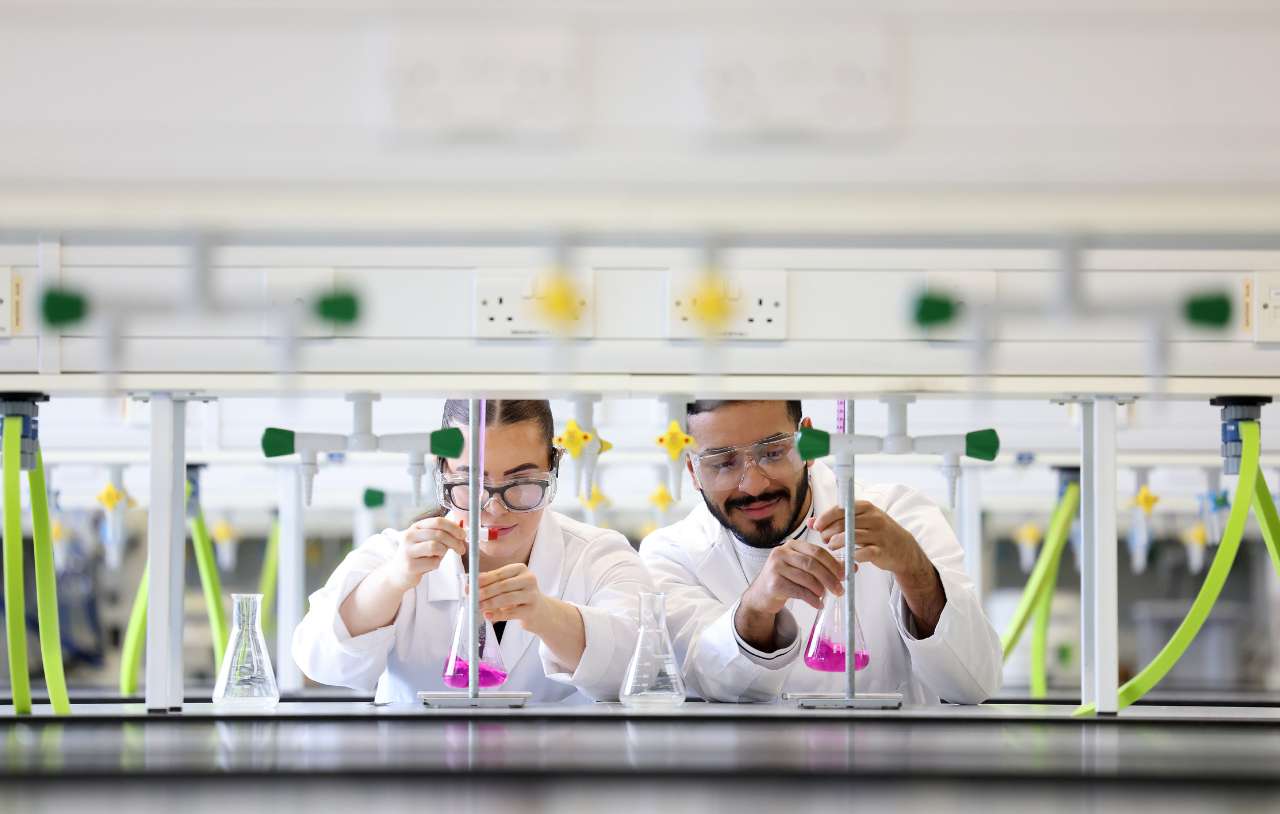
475;563;587;670
476;563;547;625
383;516;467;592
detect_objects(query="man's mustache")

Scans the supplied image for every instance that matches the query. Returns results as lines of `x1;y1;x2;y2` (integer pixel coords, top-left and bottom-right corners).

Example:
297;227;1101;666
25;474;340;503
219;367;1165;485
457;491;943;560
725;489;790;512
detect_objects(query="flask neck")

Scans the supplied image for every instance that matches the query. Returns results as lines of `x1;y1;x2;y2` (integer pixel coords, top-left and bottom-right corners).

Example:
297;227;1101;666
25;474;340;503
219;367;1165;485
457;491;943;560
231;593;264;630
637;592;667;630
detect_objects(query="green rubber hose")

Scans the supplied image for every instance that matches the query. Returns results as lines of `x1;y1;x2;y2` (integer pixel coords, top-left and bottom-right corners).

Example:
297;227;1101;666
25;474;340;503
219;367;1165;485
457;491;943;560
2;416;30;714
1029;525;1069;699
188;508;228;669
1002;482;1080;659
28;450;70;715
119;564;148;696
1075;420;1261;716
1252;472;1280;579
258;520;280;635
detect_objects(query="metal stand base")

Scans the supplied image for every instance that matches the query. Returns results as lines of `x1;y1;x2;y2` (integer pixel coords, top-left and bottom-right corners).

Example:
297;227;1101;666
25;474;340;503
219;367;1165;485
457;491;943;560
786;692;904;710
418;691;532;709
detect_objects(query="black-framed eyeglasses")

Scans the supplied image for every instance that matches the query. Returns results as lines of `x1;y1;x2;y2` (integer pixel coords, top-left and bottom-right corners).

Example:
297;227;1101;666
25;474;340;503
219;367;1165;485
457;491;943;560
437;472;558;513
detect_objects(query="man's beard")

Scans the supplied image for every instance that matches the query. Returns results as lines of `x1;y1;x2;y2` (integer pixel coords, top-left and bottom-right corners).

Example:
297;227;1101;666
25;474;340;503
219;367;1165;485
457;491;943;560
703;468;811;549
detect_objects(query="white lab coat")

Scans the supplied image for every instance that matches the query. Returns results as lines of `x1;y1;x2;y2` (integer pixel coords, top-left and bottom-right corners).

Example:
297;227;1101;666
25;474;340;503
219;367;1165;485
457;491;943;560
640;462;1002;705
293;510;652;704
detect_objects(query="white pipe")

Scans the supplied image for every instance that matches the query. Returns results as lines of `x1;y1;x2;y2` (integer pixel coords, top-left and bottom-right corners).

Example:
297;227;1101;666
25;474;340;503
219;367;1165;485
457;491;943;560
145;393;187;712
276;465;305;693
1079;405;1096;710
958;466;986;599
1090;399;1120;715
103;463;127;571
839;399;856;701
467;398;483;699
574;396;596;501
880;396;913;454
347;393;378;451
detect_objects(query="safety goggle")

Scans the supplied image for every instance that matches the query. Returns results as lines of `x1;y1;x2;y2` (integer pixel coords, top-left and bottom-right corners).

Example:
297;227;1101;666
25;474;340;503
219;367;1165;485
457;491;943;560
689;433;803;492
437;472;558;513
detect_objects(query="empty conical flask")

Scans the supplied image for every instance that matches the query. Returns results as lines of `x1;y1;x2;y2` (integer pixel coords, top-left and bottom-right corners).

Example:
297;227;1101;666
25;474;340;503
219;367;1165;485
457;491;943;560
212;593;280;709
803;555;870;674
441;578;509;688
620;592;686;707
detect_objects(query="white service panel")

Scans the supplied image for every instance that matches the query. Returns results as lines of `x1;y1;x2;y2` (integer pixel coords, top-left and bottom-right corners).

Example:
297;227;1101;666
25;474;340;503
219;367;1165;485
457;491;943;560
0;267;11;338
1253;271;1280;344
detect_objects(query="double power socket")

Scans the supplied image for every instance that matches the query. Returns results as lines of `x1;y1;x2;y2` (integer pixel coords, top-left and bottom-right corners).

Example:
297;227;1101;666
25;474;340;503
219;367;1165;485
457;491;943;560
473;268;789;341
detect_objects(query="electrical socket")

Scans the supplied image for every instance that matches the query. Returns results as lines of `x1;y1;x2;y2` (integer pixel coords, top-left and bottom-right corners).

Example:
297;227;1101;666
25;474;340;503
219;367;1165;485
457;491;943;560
474;270;594;339
667;270;788;340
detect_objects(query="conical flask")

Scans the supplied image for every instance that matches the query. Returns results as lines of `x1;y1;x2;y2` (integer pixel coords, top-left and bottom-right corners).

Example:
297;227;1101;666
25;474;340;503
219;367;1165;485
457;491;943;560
212;593;280;709
803;555;870;673
441;575;509;688
620;592;686;707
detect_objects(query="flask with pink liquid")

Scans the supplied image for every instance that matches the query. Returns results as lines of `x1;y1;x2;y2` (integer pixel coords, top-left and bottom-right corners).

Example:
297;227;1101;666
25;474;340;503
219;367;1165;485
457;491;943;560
803;550;870;674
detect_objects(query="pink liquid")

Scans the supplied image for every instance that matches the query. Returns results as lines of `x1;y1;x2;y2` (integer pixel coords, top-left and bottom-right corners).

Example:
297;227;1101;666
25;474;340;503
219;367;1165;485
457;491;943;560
441;658;508;688
803;636;870;672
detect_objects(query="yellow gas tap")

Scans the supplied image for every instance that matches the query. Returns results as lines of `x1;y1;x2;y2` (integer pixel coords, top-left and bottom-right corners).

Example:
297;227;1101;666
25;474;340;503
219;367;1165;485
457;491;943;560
657;420;695;461
96;482;126;512
555;419;593;459
688;274;735;334
1133;484;1160;516
580;484;611;513
649;482;675;515
534;272;586;334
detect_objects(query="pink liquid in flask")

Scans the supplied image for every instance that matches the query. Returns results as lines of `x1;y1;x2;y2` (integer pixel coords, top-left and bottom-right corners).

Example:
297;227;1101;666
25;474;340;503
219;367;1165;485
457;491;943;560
803;636;870;672
441;658;508;688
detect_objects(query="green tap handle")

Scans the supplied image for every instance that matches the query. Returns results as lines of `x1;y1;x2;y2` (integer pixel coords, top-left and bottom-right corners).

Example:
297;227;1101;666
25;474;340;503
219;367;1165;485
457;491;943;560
41;287;89;327
795;427;830;461
431;427;465;459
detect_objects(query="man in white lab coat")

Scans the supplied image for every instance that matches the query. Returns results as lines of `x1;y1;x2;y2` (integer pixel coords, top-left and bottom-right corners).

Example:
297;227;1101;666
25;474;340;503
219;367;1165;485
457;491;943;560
640;400;1002;704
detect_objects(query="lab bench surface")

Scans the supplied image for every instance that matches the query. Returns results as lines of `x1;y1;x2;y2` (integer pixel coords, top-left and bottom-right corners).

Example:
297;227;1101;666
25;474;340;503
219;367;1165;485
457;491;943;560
0;701;1278;783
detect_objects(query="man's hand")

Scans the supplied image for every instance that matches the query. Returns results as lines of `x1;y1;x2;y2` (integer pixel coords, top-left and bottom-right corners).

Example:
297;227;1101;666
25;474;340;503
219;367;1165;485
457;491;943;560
735;539;844;651
810;501;947;636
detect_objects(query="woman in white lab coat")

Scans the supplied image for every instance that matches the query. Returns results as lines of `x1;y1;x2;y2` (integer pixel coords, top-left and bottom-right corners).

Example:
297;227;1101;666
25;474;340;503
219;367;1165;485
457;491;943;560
293;399;653;705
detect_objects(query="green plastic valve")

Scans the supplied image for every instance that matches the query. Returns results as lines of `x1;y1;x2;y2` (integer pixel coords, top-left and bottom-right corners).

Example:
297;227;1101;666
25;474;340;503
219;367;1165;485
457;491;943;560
362;488;386;509
913;291;960;328
1183;292;1232;329
314;289;360;324
965;428;1001;461
261;427;296;458
795;427;831;461
41;287;89;327
431;427;465;459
